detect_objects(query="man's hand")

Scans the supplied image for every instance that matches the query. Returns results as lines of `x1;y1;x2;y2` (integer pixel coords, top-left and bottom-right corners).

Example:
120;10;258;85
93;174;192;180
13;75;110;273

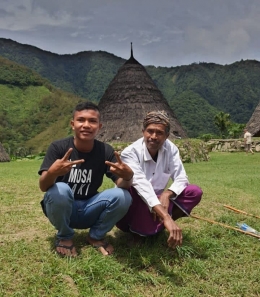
39;148;84;192
163;215;183;248
48;148;85;177
152;204;182;249
105;151;133;180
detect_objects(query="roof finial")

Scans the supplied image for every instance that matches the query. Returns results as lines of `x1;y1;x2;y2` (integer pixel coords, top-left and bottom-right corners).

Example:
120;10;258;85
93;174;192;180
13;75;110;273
124;42;140;65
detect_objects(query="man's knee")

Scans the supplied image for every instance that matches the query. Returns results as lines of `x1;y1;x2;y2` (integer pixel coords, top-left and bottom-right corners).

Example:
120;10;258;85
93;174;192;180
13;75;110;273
109;188;132;212
181;185;203;209
122;189;133;209
186;184;203;199
44;182;73;208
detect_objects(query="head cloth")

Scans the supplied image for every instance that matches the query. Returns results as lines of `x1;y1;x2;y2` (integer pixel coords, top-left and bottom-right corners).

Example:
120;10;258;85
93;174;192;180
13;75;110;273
143;110;170;134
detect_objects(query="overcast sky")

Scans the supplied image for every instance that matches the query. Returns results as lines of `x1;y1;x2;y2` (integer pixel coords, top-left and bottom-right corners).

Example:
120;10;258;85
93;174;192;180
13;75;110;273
0;0;259;67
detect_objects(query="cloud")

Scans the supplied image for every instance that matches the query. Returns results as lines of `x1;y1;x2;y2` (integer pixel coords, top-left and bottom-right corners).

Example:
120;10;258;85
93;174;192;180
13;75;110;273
0;3;70;31
0;0;260;66
0;8;14;17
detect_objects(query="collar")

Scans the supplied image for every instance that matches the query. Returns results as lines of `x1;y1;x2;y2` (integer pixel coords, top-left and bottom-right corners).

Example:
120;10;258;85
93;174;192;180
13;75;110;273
142;138;168;162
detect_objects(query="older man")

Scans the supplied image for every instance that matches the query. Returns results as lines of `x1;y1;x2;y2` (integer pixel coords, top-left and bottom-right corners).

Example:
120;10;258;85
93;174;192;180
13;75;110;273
117;111;202;248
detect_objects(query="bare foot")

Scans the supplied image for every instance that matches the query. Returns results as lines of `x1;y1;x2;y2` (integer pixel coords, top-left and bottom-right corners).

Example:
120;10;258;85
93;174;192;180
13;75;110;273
87;235;114;256
55;239;77;257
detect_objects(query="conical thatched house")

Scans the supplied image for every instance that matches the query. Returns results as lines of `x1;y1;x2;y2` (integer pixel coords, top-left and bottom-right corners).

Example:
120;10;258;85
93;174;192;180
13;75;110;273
97;44;187;142
246;101;260;136
0;143;10;162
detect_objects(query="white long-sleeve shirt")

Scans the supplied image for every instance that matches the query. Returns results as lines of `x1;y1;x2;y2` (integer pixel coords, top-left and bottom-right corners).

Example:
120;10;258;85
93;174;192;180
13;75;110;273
120;137;189;209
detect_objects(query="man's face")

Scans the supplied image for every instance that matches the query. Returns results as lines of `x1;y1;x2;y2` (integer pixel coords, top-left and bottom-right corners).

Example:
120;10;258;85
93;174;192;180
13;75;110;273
71;109;102;141
143;123;169;155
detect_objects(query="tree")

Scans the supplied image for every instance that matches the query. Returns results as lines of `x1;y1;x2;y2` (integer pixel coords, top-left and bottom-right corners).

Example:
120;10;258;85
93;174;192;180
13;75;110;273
214;112;231;138
227;123;245;139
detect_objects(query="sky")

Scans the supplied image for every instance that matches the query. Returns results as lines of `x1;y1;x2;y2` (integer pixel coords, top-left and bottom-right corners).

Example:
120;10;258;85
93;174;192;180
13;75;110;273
0;0;260;67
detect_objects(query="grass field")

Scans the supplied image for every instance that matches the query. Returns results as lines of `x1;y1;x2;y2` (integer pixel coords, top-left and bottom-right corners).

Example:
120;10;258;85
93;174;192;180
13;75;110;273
0;152;259;297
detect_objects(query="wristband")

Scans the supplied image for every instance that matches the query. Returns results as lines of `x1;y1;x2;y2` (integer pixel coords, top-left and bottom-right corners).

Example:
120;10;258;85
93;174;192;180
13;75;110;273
123;173;134;181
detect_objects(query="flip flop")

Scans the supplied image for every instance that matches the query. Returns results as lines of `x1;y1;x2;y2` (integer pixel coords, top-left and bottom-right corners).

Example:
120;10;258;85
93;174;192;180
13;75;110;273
92;241;112;255
55;240;77;257
87;237;113;255
92;241;109;250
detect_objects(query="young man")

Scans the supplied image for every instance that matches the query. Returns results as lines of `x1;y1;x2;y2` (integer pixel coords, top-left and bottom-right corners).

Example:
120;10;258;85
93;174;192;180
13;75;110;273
117;111;202;248
38;102;133;256
243;128;254;154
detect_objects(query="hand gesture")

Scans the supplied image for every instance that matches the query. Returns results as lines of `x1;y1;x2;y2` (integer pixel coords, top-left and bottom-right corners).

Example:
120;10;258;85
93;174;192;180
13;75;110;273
105;151;133;180
48;148;85;177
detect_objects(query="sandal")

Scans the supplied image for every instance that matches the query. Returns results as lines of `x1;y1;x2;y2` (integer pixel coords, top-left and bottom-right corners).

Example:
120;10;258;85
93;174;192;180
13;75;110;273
55;240;77;257
92;241;109;250
87;236;114;255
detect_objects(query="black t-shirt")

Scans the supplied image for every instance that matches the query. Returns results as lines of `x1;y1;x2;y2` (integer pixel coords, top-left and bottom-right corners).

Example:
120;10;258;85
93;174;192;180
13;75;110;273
38;137;118;200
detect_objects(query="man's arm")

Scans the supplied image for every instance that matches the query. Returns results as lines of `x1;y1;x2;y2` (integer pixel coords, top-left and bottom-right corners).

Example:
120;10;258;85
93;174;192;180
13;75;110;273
39;170;58;192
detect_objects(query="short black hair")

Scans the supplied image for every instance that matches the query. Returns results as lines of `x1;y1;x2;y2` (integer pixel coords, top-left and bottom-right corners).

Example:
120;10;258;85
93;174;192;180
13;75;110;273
73;102;101;119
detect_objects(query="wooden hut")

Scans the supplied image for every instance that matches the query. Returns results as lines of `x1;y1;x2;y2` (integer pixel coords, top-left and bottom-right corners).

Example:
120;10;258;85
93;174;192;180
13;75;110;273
246;101;260;136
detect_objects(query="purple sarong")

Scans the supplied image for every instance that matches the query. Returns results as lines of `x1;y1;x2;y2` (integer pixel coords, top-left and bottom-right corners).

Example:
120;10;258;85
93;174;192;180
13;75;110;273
116;184;202;236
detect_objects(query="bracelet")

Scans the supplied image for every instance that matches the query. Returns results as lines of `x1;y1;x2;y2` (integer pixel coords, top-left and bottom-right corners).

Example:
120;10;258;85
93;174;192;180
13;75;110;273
123;173;134;181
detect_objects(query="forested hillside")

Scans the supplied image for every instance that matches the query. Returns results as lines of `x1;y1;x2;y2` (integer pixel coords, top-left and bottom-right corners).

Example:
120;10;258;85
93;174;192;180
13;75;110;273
0;56;84;153
146;61;260;137
1;38;260;139
0;38;125;100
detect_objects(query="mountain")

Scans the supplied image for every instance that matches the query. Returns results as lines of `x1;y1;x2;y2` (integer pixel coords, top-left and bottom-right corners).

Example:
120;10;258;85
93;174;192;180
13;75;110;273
1;38;260;139
0;38;125;100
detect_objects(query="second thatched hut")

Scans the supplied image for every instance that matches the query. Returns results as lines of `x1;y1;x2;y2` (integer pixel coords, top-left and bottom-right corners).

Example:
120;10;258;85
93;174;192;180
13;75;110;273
246;101;260;136
0;143;10;162
97;44;187;143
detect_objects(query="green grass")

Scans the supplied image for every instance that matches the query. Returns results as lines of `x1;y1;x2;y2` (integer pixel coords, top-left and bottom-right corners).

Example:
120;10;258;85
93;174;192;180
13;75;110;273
0;153;260;297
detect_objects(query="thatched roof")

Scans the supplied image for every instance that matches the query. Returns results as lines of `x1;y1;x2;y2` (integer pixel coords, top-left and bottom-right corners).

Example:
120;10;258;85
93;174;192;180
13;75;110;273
97;44;187;142
0;143;10;162
246;101;260;136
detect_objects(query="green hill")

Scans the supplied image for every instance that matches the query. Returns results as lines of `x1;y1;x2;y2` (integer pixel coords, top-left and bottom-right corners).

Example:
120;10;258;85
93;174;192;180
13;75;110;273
0;56;84;154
